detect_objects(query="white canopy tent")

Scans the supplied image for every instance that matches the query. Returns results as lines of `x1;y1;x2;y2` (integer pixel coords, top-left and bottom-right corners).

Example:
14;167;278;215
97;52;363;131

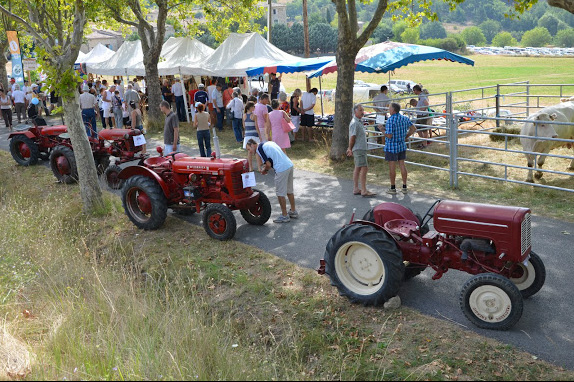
87;40;144;76
77;43;115;65
200;32;300;77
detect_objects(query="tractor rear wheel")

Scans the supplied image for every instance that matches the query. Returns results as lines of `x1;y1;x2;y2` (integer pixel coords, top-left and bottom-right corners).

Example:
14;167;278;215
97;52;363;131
460;273;523;331
49;145;77;184
240;188;271;225
203;204;236;241
509;251;546;299
10;135;39;166
105;165;124;190
122;175;167;230
324;224;404;306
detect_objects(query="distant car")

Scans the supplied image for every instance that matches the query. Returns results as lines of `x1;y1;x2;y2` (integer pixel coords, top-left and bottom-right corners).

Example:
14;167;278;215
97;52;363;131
352;80;381;99
319;89;334;102
387;79;417;93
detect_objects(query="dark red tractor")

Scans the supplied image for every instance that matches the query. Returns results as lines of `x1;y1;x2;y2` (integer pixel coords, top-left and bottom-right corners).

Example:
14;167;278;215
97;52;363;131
117;147;271;240
49;126;148;186
8;117;71;166
319;200;545;330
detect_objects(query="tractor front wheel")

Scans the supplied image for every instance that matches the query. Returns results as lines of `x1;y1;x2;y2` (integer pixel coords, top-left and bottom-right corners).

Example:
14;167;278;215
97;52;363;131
508;251;546;299
324;224;404;306
49;145;78;184
460;273;523;331
122;175;167;230
94;154;110;175
105;165;124;190
10;135;39;166
203;204;237;241
240;188;271;225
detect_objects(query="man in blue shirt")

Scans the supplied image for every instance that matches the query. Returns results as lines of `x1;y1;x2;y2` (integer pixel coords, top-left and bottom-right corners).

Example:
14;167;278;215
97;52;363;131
246;139;298;223
384;102;416;194
194;83;209;106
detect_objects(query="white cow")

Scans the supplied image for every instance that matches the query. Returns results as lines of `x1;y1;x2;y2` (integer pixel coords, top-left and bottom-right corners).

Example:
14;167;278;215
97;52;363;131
520;99;574;182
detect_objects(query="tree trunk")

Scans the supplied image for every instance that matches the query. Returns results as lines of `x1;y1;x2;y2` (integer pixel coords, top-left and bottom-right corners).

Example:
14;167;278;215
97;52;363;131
329;41;358;161
62;91;104;213
142;52;163;129
0;39;8;91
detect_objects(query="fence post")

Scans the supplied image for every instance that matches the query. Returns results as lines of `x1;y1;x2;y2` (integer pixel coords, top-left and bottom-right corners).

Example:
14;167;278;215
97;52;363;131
526;81;530;118
447;92;458;189
495;84;500;128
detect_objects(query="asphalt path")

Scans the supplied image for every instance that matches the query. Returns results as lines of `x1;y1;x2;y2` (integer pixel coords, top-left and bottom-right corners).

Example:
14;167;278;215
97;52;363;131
2;119;574;370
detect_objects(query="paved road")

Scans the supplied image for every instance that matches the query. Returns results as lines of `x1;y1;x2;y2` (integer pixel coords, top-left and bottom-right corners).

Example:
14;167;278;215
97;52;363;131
2;120;574;370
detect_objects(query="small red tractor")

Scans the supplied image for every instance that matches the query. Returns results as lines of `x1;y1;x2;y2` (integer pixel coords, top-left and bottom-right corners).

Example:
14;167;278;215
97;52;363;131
49;126;148;186
319;200;545;330
117;147;271;240
8;117;71;166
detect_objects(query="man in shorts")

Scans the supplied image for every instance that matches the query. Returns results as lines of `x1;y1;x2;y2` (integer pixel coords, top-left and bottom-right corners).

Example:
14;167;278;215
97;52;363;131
246;139;298;223
384;102;416;194
346;104;376;197
300;87;318;142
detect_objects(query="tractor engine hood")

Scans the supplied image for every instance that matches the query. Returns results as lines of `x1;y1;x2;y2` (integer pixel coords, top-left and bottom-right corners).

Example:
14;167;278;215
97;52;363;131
39;125;68;136
172;157;248;175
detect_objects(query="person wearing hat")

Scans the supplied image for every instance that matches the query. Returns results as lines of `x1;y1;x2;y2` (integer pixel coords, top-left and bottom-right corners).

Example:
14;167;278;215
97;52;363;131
80;84;98;137
194;83;208;106
10;78;16;93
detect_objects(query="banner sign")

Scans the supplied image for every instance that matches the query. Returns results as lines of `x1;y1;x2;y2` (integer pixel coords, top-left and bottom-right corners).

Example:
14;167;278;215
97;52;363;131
23;58;38;71
7;31;24;84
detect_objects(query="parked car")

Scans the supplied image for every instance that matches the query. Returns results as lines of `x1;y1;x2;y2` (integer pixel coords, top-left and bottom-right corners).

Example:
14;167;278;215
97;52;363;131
352;80;381;99
387;79;417;93
319;89;335;102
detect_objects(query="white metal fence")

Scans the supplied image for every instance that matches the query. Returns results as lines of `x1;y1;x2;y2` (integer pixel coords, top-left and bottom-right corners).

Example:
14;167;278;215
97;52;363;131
359;82;574;193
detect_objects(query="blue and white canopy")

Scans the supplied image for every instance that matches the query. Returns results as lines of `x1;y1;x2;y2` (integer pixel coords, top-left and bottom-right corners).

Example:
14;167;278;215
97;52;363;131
307;41;474;78
246;56;335;77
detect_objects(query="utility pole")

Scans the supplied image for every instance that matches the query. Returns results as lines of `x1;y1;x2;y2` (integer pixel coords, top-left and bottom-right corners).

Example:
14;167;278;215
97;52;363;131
302;0;311;91
267;0;272;42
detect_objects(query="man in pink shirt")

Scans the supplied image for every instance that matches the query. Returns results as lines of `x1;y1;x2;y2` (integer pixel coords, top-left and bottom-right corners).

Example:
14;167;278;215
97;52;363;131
253;93;271;142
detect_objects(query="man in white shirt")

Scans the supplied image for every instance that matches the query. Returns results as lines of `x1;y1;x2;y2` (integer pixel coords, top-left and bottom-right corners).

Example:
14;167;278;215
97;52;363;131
124;83;140;113
300;88;318;142
80;84;98;137
372;85;391;144
171;78;186;122
11;85;27;123
207;81;217;126
101;85;114;128
132;78;141;92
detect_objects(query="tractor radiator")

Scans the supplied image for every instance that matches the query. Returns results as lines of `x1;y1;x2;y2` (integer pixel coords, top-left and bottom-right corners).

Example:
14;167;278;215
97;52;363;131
521;212;532;256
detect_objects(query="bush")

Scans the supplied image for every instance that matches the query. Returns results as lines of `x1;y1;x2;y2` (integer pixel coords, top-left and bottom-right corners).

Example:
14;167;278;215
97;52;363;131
521;27;552;47
492;32;518;47
555;28;574;47
461;26;486;46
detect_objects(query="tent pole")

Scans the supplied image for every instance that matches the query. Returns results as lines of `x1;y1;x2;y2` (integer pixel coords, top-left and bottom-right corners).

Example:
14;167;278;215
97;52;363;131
180;68;190;123
319;75;324;117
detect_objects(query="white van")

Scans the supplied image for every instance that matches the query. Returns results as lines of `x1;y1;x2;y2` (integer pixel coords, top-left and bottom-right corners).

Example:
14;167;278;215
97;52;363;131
387;79;417;93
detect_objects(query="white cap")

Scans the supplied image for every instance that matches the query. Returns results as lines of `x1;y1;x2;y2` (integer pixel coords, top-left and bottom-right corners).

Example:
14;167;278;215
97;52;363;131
82;84;90;91
195;102;202;107
198;83;205;88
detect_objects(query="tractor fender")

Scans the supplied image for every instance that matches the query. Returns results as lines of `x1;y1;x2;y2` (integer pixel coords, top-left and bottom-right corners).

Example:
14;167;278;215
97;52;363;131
347;220;403;248
9;131;35;140
372;202;419;226
118;166;170;197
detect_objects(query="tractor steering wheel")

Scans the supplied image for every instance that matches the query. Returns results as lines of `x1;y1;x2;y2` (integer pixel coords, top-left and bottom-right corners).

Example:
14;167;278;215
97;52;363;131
420;199;441;229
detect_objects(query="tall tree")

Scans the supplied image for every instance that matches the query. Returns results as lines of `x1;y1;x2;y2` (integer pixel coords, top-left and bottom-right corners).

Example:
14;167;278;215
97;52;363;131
0;0;104;213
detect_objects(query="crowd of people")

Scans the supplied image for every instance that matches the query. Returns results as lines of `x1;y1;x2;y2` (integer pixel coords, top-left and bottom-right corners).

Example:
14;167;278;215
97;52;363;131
0;77;53;131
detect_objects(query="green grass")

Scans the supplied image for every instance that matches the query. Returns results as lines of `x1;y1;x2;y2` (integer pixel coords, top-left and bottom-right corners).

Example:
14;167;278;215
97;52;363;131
1;152;574;380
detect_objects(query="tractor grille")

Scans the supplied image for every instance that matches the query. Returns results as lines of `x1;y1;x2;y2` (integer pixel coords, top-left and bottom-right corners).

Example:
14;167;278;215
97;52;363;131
231;171;245;195
521;212;532;255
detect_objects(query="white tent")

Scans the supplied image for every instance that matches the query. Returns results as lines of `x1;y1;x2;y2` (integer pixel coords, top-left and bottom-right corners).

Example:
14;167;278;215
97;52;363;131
87;40;144;76
129;37;215;76
76;51;87;63
77;43;115;65
200;32;300;77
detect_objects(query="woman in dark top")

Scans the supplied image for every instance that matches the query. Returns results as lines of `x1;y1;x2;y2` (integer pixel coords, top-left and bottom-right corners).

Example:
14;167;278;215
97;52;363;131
290;88;302;141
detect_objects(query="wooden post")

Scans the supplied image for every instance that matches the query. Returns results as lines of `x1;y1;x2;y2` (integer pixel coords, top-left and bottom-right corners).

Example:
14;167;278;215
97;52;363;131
303;0;311;92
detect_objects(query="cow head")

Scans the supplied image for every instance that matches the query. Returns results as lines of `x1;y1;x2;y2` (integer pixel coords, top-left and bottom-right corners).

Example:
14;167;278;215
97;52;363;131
532;113;559;138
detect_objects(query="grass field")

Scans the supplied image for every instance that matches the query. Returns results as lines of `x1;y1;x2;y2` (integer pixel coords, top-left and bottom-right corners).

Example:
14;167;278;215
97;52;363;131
1;151;574;380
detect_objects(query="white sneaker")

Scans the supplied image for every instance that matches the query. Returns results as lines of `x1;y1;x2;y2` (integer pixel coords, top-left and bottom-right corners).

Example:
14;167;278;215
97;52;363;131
288;210;299;219
273;215;291;223
401;187;408;194
386;188;397;194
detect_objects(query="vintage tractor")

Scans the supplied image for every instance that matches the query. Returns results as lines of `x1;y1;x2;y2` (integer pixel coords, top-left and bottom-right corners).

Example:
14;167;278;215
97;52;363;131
117;147;272;241
49;126;148;185
8;117;71;166
318;200;546;330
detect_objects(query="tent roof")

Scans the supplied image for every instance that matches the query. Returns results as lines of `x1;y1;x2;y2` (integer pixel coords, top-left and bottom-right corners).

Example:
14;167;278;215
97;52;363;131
77;43;115;65
87;41;143;76
246;56;335;77
130;37;215;76
202;33;300;77
308;41;474;78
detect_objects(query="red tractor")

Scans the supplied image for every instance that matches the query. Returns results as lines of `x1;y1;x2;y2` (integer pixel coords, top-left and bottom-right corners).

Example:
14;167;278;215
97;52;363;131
117;147;271;241
49;126;148;186
8;117;71;166
319;200;545;330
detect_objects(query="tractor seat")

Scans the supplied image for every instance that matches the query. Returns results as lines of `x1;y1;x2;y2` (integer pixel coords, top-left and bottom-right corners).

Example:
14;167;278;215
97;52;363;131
143;156;169;168
383;219;419;239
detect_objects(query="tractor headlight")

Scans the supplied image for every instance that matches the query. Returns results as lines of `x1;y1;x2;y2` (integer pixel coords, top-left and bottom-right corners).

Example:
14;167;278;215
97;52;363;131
189;174;197;182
